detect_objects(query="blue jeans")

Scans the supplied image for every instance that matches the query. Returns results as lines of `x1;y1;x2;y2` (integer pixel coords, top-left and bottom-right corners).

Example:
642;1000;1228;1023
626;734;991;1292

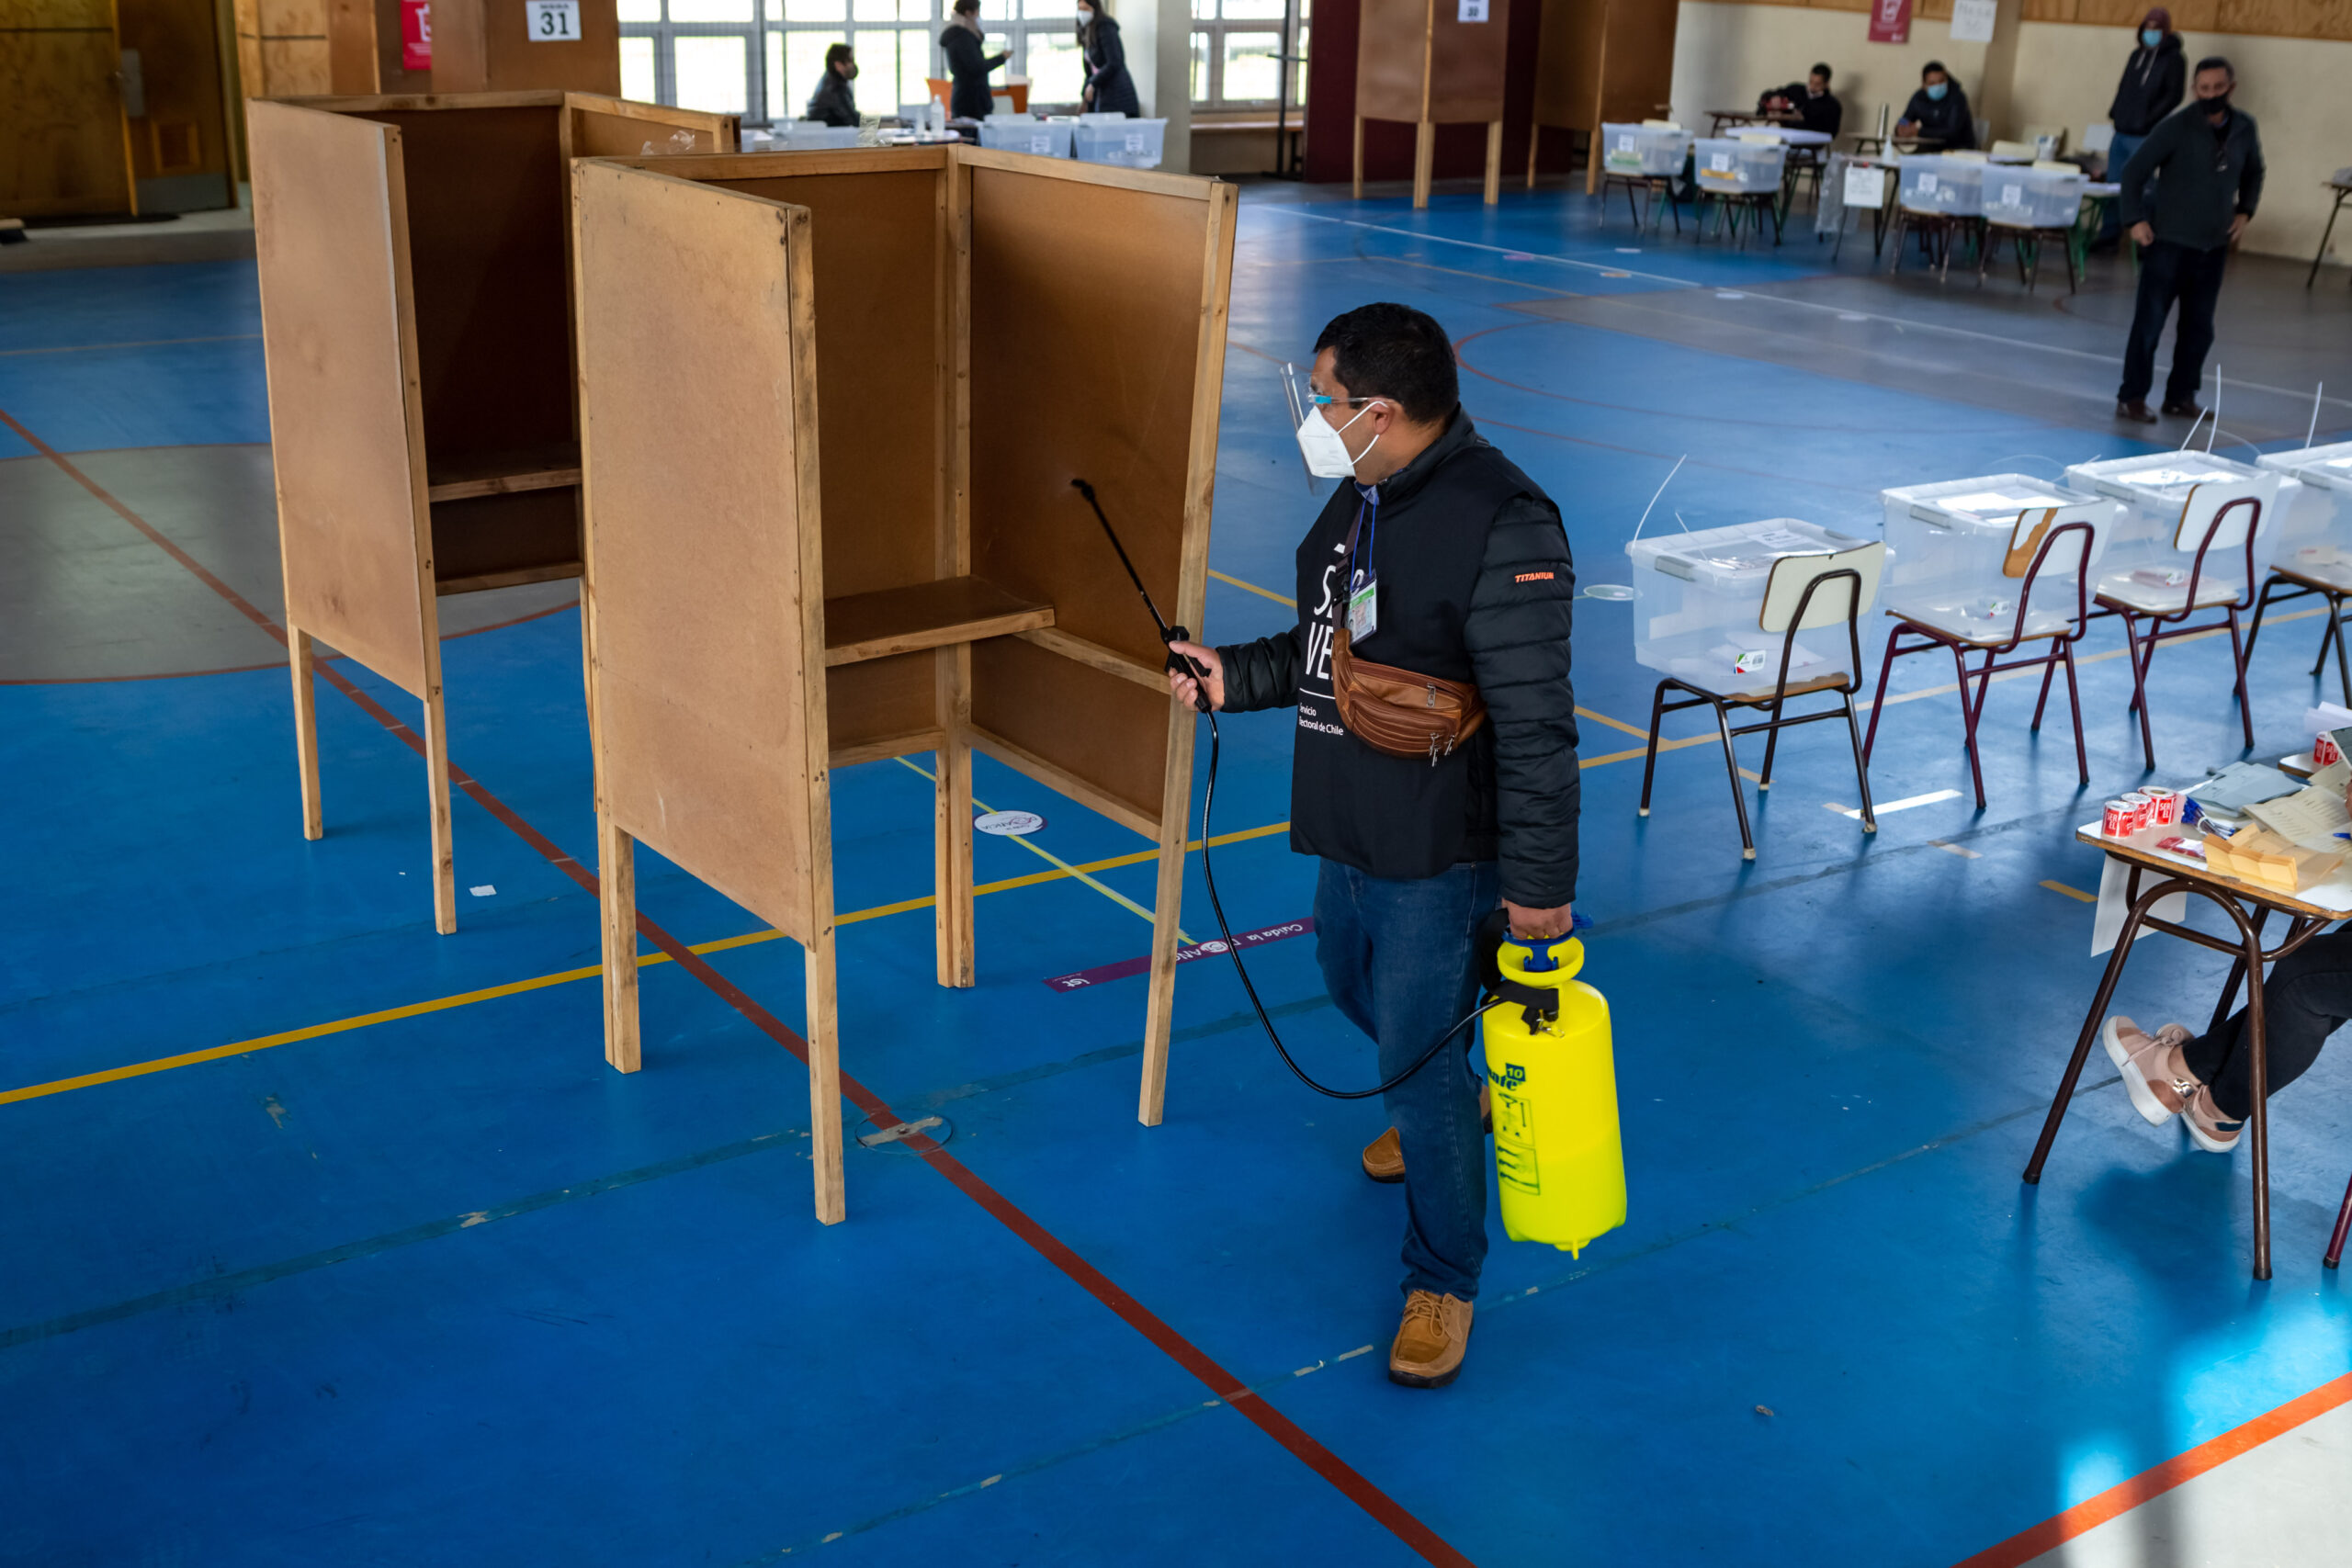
1314;856;1500;1303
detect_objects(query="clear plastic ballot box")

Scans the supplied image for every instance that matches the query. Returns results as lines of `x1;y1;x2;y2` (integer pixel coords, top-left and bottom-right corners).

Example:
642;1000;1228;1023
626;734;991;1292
1877;475;2120;640
1692;138;1786;195
1627;519;1883;688
2257;441;2352;589
1896;155;1984;216
2064;451;2288;610
1601;122;1692;176
1982;165;2087;229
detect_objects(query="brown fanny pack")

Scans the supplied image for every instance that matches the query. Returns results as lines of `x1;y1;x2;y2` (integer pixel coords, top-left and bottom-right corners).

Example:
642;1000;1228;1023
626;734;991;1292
1328;499;1487;764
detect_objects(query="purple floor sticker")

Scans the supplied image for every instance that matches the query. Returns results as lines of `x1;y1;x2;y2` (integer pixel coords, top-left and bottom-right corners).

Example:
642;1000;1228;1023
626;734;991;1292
1044;918;1315;991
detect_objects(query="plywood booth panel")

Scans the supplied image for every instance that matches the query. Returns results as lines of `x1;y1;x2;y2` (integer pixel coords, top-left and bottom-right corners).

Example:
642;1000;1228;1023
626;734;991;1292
572;162;825;947
571;144;1236;1220
1353;0;1512;206
248;99;433;697
253;90;740;932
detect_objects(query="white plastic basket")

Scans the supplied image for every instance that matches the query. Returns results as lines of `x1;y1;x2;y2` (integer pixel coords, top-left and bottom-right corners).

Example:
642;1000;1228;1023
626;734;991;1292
977;118;1073;158
1600;122;1691;176
1692;137;1785;194
1896;155;1984;216
1072;117;1166;169
1983;166;2086;228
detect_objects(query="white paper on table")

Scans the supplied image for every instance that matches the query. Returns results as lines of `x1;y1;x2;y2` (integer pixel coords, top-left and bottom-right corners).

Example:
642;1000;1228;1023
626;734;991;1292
2082;122;2115;154
2093;854;2186;956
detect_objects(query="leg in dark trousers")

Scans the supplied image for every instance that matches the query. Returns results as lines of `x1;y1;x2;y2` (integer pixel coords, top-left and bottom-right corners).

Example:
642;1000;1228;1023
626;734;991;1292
2180;929;2352;1121
2118;240;2188;406
2162;242;2230;410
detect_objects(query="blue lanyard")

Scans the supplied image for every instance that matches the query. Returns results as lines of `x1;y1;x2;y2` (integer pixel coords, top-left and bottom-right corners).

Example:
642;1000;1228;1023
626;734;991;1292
1348;483;1380;589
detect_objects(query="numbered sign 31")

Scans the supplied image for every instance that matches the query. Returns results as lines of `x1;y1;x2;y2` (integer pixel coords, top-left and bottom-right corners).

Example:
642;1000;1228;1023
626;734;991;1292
527;0;581;40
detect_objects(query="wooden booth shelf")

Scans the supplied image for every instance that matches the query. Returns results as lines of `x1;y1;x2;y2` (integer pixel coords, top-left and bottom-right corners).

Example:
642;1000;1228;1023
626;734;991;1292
250;91;737;935
571;145;1237;1225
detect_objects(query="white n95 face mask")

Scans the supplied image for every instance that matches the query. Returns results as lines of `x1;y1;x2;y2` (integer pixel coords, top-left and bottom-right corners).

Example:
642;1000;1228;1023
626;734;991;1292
1295;400;1381;479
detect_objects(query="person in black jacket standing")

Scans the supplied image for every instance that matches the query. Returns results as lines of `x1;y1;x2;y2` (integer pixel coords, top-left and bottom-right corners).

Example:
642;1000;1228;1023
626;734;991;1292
1076;0;1141;118
806;44;859;128
940;0;1009;121
1168;303;1578;1390
2098;9;2185;245
2113;58;2264;423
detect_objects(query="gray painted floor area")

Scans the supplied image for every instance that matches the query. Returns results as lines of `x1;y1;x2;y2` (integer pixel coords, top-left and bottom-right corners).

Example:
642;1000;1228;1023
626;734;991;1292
2022;1396;2352;1567
1500;251;2352;446
0;446;579;682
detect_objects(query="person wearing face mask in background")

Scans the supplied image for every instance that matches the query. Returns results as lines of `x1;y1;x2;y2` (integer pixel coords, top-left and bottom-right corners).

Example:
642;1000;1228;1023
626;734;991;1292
2097;9;2186;247
806;43;860;129
1166;303;1578;1391
2113;58;2264;423
1894;60;1974;150
1076;0;1141;118
940;0;1011;122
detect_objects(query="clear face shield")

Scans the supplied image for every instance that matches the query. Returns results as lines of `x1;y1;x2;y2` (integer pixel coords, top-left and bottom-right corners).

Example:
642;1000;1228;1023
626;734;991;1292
1282;361;1381;482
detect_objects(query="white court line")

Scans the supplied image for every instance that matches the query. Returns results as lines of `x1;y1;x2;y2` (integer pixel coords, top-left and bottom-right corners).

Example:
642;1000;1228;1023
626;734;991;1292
1257;206;1702;289
1928;840;1982;859
1824;788;1963;819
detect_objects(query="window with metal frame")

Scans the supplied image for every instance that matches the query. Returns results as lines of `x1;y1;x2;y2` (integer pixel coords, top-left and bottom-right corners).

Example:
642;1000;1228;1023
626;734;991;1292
1192;0;1306;112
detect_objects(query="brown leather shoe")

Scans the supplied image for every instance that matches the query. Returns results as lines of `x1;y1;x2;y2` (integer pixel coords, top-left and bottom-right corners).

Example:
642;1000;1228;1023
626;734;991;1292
2162;400;2205;419
1388;1291;1474;1387
1361;1085;1492;1183
2116;400;2157;424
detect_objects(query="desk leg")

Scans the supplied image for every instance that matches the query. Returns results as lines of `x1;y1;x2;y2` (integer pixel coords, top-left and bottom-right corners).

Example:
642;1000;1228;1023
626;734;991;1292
598;814;639;1073
289;626;322;841
423;682;456;936
807;929;845;1225
2024;876;2161;1184
2310;193;2342;289
2325;1168;2352;1269
2245;937;2272;1280
2205;908;2278;1032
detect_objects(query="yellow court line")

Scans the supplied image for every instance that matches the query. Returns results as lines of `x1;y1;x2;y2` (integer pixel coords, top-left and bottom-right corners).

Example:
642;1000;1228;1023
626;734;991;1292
2042;880;2098;904
0;818;1292;1110
1208;568;1296;607
890;757;1190;941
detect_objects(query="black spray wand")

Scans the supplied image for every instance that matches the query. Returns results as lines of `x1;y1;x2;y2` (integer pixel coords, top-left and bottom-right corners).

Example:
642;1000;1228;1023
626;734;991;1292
1069;479;1209;712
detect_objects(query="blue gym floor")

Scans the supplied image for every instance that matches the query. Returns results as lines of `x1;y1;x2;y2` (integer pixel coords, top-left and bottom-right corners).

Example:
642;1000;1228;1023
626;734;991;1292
5;187;2351;1566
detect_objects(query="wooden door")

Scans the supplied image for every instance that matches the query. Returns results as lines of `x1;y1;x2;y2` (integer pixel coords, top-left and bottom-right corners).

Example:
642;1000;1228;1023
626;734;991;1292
0;0;137;217
118;0;236;211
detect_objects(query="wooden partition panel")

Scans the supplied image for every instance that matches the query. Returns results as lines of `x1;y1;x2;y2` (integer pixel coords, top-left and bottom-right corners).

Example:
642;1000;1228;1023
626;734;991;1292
966;158;1237;829
431;0;620;95
567;96;735;157
249;98;434;695
1357;0;1510;122
573;161;829;945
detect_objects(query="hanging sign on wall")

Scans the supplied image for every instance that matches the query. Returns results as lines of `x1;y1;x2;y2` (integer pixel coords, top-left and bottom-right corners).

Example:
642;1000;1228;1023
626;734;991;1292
401;0;432;70
1868;0;1913;44
526;0;581;40
1950;0;1997;45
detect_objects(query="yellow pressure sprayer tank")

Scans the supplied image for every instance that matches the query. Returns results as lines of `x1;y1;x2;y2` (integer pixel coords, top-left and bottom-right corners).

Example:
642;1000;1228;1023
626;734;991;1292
1482;931;1625;1256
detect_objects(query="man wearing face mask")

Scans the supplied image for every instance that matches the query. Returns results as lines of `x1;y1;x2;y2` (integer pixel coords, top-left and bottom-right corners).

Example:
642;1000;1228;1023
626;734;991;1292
806;44;860;129
1894;61;1974;150
2113;58;2264;424
1166;303;1578;1390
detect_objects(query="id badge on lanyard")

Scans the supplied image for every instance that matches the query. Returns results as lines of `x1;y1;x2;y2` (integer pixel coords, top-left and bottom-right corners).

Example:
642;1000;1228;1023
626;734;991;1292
1345;488;1380;642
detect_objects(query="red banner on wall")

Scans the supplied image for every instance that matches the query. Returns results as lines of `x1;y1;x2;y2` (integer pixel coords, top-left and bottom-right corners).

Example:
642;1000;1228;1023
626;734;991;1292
401;0;433;72
1868;0;1912;44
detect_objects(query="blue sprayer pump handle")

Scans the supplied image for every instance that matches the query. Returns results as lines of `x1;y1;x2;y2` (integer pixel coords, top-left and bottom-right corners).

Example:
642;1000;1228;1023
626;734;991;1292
1506;909;1591;972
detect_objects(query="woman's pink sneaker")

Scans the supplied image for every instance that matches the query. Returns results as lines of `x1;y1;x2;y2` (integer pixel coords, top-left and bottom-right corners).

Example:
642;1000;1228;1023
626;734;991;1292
2100;1015;2199;1125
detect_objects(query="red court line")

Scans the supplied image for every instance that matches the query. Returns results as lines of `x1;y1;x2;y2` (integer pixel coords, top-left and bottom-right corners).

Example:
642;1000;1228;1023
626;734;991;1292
1952;1371;2352;1568
2;400;1476;1566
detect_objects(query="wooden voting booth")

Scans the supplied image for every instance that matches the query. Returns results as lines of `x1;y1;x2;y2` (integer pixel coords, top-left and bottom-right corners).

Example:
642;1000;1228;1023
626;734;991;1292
249;92;736;933
570;146;1237;1224
1529;0;1679;196
1353;0;1510;209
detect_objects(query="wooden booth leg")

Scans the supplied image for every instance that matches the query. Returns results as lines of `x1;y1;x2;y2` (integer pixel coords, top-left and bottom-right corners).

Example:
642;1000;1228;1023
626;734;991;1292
934;731;977;988
599;815;641;1073
422;682;457;935
806;930;847;1225
288;626;323;841
1585;121;1601;196
1138;700;1201;1128
1411;120;1436;210
1525;123;1541;191
1352;115;1364;201
1483;120;1503;206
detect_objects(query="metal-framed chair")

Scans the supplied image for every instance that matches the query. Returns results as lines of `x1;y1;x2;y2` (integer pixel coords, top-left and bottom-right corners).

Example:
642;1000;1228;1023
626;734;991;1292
2094;486;2267;771
2246;564;2352;705
1862;511;2103;809
1639;544;1886;860
1702;187;1783;247
1600;171;1683;236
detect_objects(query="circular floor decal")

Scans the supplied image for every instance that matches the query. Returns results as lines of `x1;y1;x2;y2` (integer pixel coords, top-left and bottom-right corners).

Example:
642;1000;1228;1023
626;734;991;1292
975;810;1046;836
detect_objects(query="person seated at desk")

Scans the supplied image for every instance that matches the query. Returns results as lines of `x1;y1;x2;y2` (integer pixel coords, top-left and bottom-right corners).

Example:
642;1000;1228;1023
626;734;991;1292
806;43;859;128
1895;60;1976;150
1757;62;1841;138
2102;773;2352;1153
941;0;1011;121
